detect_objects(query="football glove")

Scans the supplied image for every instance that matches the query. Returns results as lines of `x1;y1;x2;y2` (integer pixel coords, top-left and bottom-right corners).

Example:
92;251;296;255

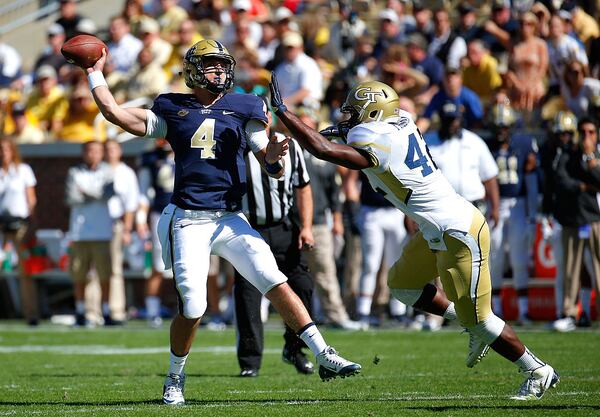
319;125;350;141
269;73;287;115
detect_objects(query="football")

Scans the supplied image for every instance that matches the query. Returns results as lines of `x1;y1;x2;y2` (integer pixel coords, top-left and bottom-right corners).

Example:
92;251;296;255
61;34;107;68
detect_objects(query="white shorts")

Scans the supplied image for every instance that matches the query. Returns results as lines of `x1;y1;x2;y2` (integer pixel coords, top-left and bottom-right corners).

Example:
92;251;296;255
150;211;166;272
157;203;287;318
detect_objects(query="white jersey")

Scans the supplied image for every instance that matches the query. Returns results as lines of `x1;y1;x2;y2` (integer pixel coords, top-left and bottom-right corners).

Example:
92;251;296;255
346;112;475;251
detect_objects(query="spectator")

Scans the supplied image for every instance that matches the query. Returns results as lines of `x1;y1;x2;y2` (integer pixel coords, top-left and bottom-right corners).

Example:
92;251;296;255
55;0;85;40
552;117;600;331
122;0;147;38
164;19;203;81
379;44;429;100
300;109;362;330
138;18;173;67
428;8;466;69
0;137;38;325
265;6;297;71
561;1;600;49
235;107;315;377
57;87;101;142
539;111;578;327
156;0;189;43
418;65;483;132
0;41;22;88
7;103;45;144
547;13;588;96
321;2;368;69
560;59;600;119
462;39;503;107
273;32;323;111
257;20;279;67
105;139;140;322
33;24;68;75
487;104;539;325
107;15;143;74
477;0;519;66
65;141;118;326
411;0;434;40
137;139;175;327
506;12;549;113
124;49;168;102
220;0;262;49
406;33;444;106
456;2;479;43
424;100;500;227
373;9;403;59
25;65;68;137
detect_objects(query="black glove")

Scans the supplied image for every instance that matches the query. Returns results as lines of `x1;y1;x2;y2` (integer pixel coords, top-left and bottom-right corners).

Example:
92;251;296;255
319;124;350;141
269;72;287;115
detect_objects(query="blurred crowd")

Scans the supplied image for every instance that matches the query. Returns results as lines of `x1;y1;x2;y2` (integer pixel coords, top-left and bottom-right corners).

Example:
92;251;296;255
0;0;599;330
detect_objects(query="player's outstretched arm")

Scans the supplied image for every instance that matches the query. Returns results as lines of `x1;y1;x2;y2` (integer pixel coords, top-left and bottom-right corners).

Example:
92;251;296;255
269;74;372;170
86;49;148;137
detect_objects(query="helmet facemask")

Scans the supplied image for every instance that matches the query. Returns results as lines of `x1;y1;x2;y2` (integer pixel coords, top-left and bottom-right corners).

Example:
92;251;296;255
184;52;236;94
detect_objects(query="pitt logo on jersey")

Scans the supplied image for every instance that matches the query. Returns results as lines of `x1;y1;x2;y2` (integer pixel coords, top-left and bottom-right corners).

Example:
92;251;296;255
354;87;384;105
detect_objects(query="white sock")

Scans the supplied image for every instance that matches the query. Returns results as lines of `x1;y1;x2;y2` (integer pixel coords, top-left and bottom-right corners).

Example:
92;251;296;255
443;302;457;320
356;296;372;317
514;347;545;372
518;296;529;318
298;323;328;356
101;302;111;317
389;298;406;316
146;296;161;318
580;288;592;318
168;351;188;376
492;295;503;316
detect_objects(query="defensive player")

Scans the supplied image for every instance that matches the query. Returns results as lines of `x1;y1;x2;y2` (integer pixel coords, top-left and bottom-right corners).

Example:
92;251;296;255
84;40;361;405
270;76;559;400
487;104;538;324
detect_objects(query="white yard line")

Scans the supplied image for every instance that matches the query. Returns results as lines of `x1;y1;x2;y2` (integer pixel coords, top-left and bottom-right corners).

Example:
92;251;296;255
0;345;281;355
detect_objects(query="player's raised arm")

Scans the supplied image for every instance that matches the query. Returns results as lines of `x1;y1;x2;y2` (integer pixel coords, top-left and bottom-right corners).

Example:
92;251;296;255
86;49;148;137
268;74;373;170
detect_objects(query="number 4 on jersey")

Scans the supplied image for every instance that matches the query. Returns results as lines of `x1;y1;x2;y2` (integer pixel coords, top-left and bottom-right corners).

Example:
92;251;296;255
191;118;216;159
404;132;437;177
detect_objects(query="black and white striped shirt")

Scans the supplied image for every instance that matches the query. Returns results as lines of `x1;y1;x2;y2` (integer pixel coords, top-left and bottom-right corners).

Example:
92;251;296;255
243;137;310;227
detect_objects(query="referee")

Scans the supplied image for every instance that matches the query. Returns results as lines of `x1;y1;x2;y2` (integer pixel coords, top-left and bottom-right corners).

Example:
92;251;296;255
234;105;315;377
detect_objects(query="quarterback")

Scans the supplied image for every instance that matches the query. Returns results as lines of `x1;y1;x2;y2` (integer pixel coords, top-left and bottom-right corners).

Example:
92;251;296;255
84;40;361;405
270;75;559;400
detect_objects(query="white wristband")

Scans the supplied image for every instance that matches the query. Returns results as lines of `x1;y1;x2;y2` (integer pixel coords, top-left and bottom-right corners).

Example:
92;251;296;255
88;71;107;90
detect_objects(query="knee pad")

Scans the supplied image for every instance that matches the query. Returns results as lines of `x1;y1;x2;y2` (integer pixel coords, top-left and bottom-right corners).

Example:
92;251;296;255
182;298;207;320
467;313;505;345
390;288;423;307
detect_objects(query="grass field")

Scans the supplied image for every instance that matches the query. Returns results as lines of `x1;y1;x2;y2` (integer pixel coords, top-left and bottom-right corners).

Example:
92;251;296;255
0;321;598;417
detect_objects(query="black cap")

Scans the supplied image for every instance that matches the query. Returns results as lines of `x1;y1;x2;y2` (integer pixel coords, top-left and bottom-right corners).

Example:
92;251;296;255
458;2;475;14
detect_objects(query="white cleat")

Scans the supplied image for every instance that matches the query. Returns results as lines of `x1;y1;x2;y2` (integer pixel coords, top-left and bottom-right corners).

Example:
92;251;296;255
510;364;560;400
163;373;186;405
316;346;361;381
465;330;490;368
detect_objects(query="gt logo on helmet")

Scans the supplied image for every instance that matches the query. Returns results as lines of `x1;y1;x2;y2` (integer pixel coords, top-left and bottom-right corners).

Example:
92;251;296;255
354;87;384;105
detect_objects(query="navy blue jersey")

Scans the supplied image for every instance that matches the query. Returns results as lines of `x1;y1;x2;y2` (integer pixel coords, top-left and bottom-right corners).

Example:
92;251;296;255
492;134;536;198
359;171;394;208
140;149;175;213
151;92;268;210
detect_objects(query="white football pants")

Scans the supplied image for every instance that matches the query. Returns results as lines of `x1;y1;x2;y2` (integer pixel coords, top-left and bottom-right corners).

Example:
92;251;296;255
157;204;287;319
490;197;530;291
357;206;408;317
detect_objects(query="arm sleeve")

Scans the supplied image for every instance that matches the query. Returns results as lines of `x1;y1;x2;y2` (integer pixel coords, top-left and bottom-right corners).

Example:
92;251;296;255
422;92;440;119
144;109;168;138
346;125;391;171
65;168;84;206
245;119;269;153
555;152;583;193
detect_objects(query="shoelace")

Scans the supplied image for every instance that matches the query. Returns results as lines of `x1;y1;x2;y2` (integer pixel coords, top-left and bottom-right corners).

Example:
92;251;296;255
324;348;346;367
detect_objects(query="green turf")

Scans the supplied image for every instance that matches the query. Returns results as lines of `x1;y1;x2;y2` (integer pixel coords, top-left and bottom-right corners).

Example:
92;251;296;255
0;322;598;416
